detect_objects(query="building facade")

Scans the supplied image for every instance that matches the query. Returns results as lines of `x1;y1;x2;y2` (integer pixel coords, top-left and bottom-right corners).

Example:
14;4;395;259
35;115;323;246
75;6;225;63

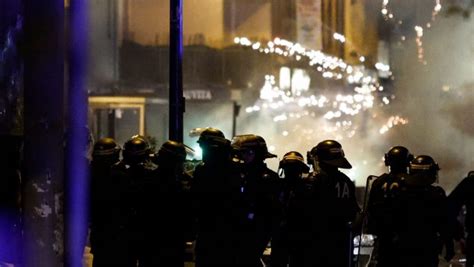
88;0;382;148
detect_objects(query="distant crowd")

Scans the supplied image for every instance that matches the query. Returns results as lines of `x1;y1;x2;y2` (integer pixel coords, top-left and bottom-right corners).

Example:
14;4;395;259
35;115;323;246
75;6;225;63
87;128;473;267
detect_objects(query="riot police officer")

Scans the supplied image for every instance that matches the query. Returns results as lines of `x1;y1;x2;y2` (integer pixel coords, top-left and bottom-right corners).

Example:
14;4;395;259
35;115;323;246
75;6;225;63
288;140;359;267
89;138;121;266
366;146;413;267
278;152;310;192
393;155;453;267
110;135;157;266
271;151;309;267
191;128;241;267
448;171;474;267
141;140;187;267
231;134;282;267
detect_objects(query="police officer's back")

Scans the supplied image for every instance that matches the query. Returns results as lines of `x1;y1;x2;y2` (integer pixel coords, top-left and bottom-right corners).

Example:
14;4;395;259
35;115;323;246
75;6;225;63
288;140;359;267
393;155;453;267
89;138;121;266
110;136;158;266
448;171;474;267
231;134;282;267
278;152;310;206
191;128;241;267
366;146;412;267
271;151;309;267
141;140;187;267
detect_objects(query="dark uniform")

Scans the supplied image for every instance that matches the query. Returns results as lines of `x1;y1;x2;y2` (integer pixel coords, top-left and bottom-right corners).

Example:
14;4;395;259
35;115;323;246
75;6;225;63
448;171;474;267
192;128;242;267
288;140;359;267
367;146;413;267
89;138;121;266
392;155;453;267
271;151;309;267
231;134;283;267
108;136;159;266
237;162;281;267
141;140;188;267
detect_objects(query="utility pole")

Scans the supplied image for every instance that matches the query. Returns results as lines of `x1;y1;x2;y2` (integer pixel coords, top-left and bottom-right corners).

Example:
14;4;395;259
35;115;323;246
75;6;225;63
23;0;65;266
231;89;242;137
232;101;241;137
169;0;184;142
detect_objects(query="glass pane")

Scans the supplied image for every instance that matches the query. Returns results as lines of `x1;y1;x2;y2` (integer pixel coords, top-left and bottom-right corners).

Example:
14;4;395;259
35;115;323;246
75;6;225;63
114;108;140;146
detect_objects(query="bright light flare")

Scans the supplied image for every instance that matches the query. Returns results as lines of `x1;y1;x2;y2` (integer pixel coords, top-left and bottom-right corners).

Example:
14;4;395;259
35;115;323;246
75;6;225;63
234;36;381;86
414;26;425;63
379;116;409;134
375;62;390;72
333;32;346;43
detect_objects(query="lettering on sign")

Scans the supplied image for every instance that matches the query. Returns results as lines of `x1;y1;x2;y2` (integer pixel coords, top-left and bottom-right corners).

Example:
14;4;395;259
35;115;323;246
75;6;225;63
183;90;212;100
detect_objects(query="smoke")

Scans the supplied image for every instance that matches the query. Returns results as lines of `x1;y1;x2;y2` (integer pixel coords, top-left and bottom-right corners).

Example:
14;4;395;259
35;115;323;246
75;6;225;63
237;96;392;187
233;5;474;191
387;11;474;191
444;85;474;137
177;1;474;192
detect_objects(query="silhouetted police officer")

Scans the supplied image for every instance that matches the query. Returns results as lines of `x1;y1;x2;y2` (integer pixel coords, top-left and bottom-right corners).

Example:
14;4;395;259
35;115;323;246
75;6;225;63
89;138;121;266
271;151;309;267
288;140;359;267
448;171;474;267
367;146;413;267
191;128;241;267
110;135;157;266
231;134;282;267
141;140;187;267
393;155;453;267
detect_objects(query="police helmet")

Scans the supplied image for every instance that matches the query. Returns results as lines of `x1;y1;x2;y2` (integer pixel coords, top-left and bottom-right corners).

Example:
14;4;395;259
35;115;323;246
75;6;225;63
157;140;187;162
92;137;121;160
279;151;309;173
409;155;439;175
231;134;276;161
123;136;151;163
197;128;230;148
309;140;352;169
406;155;439;186
384;146;414;167
131;134;156;152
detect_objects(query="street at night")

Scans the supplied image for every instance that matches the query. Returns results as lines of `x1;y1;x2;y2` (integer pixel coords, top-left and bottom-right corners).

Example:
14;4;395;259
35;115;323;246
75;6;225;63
0;0;473;266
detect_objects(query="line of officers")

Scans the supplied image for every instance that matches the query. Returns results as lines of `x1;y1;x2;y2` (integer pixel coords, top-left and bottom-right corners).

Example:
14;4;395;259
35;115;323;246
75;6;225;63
88;128;473;267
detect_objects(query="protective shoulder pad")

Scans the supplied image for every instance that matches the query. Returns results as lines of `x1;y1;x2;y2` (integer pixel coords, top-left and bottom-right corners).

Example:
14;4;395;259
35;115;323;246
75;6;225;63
431;185;446;197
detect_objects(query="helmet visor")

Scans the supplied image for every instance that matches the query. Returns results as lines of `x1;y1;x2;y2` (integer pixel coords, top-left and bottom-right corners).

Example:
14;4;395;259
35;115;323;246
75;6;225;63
322;157;352;169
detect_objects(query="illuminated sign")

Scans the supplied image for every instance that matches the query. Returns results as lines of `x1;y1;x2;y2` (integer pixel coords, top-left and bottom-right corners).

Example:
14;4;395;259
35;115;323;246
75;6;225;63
184;90;212;100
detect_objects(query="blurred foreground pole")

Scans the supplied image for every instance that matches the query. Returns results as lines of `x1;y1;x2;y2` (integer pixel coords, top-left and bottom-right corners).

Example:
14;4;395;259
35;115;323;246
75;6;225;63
169;0;184;142
65;0;90;266
0;0;22;264
23;0;65;266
